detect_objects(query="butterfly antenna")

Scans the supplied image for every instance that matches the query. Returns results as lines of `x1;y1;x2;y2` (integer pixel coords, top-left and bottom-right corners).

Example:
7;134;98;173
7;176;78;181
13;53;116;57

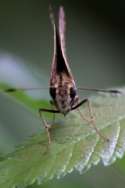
78;87;121;94
3;86;52;93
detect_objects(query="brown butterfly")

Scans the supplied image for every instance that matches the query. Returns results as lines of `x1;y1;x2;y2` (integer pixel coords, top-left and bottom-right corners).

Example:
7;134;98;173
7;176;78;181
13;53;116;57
5;6;120;144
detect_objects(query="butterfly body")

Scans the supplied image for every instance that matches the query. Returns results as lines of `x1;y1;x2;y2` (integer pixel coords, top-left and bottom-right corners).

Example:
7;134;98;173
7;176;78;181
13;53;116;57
49;7;79;115
50;75;79;115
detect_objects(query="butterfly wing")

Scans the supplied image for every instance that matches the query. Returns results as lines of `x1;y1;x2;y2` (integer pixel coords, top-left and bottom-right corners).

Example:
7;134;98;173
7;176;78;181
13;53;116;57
59;6;66;58
49;6;74;87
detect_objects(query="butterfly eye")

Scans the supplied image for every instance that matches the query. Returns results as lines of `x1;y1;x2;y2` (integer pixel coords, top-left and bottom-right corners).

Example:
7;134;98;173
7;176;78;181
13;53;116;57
70;87;77;99
50;87;56;99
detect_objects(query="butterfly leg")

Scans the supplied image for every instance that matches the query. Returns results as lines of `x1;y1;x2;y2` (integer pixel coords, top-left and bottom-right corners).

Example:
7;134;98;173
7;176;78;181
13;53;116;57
71;99;109;142
38;108;60;144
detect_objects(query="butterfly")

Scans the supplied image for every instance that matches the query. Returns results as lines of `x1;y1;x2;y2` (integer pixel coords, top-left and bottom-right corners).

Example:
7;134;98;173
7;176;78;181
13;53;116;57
5;6;120;144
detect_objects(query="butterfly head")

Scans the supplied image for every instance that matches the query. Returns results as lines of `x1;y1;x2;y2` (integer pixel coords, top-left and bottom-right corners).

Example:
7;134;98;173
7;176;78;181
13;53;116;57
50;84;79;115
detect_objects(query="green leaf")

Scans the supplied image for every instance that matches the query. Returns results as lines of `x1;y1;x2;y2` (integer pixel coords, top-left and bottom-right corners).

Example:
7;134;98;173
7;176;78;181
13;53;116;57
0;83;49;112
0;87;125;187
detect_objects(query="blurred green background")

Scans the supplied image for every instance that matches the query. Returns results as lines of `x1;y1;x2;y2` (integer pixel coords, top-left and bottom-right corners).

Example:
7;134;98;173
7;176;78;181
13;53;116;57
0;0;125;187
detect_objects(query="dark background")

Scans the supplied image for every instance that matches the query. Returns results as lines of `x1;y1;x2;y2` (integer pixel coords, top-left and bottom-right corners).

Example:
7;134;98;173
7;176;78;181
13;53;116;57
0;0;125;88
0;0;125;188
